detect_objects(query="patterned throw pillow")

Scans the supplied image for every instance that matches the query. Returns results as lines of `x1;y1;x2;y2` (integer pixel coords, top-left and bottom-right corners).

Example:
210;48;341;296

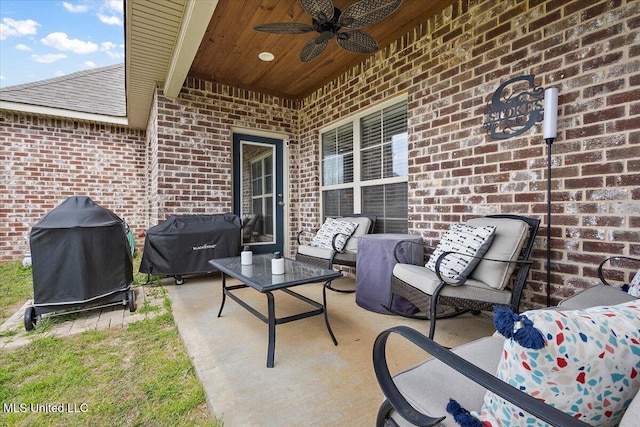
309;218;358;252
474;301;640;426
426;223;496;284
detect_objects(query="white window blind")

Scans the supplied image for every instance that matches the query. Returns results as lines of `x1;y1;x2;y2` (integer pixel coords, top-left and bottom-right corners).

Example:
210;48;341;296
322;122;353;186
320;98;408;232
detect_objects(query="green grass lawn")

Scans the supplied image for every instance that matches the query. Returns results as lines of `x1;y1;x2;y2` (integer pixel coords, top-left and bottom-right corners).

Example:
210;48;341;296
0;261;33;324
0;255;222;427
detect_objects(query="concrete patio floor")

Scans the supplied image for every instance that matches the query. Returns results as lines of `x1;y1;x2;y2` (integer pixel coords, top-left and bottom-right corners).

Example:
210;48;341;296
166;273;496;426
0;273;496;425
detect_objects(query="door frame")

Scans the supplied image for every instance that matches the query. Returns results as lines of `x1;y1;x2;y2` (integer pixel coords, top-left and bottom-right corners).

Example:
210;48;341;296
232;129;289;255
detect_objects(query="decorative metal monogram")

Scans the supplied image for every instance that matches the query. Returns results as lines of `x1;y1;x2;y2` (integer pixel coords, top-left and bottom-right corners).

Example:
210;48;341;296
483;75;544;139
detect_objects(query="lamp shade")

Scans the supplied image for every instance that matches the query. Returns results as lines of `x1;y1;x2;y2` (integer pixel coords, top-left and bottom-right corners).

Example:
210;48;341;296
543;87;559;139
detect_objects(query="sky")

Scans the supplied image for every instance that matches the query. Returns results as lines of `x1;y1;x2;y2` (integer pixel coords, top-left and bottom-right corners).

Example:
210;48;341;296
0;0;124;88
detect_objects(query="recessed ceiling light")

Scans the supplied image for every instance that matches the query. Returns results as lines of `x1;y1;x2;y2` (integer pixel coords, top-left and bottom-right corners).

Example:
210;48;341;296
259;52;275;62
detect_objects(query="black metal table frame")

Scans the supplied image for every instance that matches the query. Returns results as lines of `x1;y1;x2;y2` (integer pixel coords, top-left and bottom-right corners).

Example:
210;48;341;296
212;256;341;368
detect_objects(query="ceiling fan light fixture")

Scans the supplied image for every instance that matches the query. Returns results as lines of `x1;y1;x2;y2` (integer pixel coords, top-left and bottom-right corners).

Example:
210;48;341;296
258;51;275;62
340;17;354;27
255;0;402;62
320;30;335;40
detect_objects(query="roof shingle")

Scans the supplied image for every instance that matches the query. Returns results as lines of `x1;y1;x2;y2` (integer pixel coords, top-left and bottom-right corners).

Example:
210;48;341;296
0;63;125;117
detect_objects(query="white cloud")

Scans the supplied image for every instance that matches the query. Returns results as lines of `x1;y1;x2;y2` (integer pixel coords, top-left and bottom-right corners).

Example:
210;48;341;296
100;41;123;59
97;0;123;26
0;75;5;80
32;53;67;63
0;18;39;40
16;44;32;51
97;13;122;26
84;61;96;67
41;32;98;54
105;0;123;14
63;2;89;13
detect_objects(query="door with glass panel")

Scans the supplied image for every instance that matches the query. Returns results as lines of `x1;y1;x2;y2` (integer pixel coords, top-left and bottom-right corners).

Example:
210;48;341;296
233;134;284;254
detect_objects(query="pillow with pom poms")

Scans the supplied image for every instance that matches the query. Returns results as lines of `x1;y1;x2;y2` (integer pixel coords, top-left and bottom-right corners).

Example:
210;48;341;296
448;301;640;426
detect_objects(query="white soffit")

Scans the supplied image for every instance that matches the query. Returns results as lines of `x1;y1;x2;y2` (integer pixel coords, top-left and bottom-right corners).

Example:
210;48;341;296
164;0;219;98
126;0;217;129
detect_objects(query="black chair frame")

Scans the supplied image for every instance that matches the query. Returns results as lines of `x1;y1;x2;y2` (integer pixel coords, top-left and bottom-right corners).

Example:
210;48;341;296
373;325;592;427
295;214;376;293
598;255;640;287
387;214;540;339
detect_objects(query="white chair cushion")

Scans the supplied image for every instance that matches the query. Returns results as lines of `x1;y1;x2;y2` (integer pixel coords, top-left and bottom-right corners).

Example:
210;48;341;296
619;390;640;427
297;244;334;260
388;335;505;427
467;217;529;290
392;264;512;306
342;216;372;252
558;285;636;310
425;223;496;284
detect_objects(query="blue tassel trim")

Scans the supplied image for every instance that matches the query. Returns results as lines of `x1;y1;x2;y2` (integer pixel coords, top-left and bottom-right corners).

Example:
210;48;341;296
622;284;629;292
446;399;483;427
493;306;520;339
492;307;546;350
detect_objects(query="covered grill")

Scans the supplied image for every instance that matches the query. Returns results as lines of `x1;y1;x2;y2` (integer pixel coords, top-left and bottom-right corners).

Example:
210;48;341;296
25;196;135;330
139;214;241;284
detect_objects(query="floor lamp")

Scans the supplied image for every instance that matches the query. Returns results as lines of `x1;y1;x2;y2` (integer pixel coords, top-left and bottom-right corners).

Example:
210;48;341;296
543;87;558;307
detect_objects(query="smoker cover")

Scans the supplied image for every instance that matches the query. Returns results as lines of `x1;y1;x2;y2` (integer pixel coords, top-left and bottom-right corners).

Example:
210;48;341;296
139;214;241;276
30;196;133;306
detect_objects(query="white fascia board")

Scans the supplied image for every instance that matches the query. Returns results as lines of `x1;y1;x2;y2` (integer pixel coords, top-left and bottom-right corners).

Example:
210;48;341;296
164;0;219;99
0;101;129;126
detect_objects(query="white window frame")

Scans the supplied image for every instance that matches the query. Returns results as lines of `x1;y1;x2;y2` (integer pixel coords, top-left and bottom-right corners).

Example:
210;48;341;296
319;94;409;216
250;152;274;235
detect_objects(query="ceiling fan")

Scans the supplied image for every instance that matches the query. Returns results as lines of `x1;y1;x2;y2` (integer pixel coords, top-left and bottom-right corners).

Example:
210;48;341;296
253;0;402;62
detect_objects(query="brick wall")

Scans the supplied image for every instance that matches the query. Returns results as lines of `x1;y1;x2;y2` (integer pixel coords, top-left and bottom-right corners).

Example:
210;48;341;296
296;0;640;307
0;112;147;261
150;80;298;225
147;90;160;224
1;0;638;309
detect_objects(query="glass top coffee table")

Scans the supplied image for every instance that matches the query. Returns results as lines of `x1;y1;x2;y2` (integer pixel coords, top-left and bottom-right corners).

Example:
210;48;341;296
209;254;343;368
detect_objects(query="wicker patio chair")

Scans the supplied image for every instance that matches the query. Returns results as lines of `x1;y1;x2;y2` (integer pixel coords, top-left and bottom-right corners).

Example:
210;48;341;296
295;214;376;292
241;214;259;243
373;286;640;427
556;255;639;310
387;214;540;339
372;324;637;427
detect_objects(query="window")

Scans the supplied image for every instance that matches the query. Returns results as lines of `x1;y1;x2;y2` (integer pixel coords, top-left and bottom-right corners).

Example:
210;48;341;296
250;154;273;236
320;97;408;233
322;123;353;186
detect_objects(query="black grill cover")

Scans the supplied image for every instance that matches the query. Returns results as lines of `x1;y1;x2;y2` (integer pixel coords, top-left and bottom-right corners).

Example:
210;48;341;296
30;196;133;306
139;214;241;276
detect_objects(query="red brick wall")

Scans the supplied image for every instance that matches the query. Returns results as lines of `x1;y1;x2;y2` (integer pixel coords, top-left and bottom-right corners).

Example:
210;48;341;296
1;0;638;310
150;80;298;225
296;0;640;307
0;112;147;261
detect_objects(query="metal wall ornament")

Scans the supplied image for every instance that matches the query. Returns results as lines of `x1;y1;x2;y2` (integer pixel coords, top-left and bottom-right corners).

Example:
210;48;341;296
483;75;545;139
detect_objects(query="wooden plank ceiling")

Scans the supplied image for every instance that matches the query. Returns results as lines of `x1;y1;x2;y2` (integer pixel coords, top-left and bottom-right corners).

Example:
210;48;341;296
189;0;455;100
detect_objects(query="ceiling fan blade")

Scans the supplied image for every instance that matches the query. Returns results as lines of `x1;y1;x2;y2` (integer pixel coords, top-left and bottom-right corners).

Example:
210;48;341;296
336;30;379;54
339;0;402;29
300;0;335;23
253;22;314;34
300;37;329;62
